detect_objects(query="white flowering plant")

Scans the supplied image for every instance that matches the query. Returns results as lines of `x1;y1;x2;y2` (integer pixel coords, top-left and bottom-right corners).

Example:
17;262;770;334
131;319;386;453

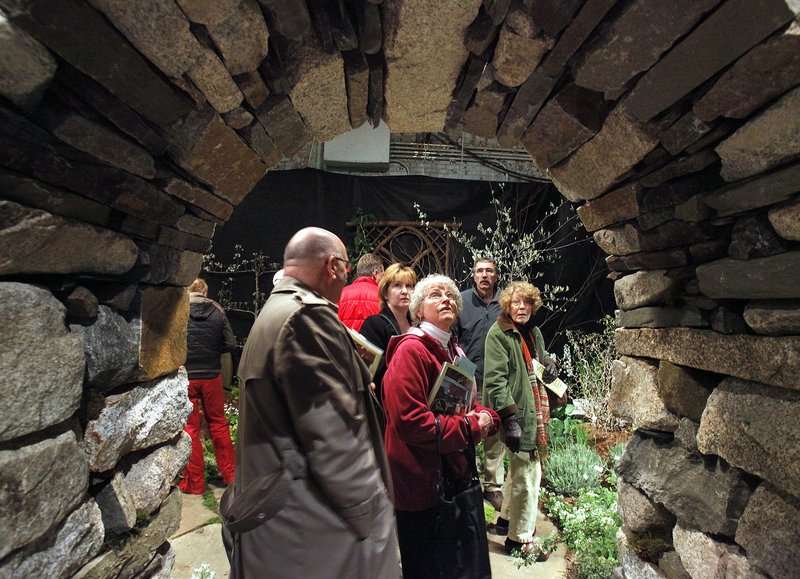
544;487;621;579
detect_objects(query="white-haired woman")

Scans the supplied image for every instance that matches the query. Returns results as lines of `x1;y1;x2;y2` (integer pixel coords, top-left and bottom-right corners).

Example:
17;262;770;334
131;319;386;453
483;281;559;557
383;274;500;579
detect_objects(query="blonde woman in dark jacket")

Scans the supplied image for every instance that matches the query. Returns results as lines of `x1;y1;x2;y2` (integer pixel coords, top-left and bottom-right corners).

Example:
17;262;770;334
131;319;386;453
483;281;559;557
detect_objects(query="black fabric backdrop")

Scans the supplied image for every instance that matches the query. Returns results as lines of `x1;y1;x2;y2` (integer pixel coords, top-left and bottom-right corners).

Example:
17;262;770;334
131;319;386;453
209;168;614;354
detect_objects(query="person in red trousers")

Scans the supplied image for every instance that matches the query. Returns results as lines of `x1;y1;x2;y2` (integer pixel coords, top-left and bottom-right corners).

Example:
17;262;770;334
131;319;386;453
179;278;237;494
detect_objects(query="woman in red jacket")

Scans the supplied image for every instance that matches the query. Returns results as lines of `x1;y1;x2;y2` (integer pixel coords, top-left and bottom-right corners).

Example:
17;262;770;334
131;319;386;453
383;274;500;579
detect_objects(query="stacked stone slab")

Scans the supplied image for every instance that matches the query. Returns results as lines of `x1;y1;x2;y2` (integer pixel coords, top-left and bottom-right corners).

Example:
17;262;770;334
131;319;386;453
1;0;800;576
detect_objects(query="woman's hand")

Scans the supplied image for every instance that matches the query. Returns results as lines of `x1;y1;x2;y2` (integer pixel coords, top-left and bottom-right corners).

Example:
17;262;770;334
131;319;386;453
468;410;492;440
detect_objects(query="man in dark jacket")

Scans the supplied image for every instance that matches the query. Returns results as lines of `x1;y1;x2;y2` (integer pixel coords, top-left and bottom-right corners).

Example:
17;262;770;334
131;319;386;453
179;278;237;494
458;257;506;510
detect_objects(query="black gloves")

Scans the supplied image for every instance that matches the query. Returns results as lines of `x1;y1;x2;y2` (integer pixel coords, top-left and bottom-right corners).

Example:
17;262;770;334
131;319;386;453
501;415;522;453
543;362;558;384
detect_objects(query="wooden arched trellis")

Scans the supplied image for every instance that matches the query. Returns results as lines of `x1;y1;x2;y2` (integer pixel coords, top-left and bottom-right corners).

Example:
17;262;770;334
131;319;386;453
347;220;460;279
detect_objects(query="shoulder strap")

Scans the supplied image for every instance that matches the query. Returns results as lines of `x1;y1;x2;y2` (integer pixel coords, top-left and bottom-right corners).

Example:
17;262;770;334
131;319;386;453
378;313;400;335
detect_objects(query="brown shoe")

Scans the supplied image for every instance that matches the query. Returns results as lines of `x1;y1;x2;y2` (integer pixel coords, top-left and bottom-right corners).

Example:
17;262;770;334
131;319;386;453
504;538;535;556
483;490;503;510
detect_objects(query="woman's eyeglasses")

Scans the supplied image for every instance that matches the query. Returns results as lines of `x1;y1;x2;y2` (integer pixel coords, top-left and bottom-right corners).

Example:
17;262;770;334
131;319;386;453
426;290;455;302
510;299;534;308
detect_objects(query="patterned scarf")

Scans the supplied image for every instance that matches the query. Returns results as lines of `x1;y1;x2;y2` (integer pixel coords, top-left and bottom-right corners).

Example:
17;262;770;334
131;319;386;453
518;331;550;451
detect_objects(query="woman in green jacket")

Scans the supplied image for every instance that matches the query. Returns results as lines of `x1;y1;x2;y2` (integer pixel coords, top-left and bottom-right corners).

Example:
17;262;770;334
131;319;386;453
483;281;559;556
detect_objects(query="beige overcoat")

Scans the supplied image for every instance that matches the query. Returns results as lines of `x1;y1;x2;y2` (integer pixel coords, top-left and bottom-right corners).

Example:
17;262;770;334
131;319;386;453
228;276;399;578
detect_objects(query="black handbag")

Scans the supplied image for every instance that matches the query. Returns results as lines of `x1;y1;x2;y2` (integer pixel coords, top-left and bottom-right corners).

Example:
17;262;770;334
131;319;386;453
434;416;492;579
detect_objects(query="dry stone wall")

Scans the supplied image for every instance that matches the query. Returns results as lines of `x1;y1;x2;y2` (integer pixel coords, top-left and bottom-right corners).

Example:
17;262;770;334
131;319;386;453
1;0;799;577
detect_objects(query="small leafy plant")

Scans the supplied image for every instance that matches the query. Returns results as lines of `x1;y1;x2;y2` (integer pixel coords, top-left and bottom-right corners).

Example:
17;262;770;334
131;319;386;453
544;443;605;497
544;487;621;579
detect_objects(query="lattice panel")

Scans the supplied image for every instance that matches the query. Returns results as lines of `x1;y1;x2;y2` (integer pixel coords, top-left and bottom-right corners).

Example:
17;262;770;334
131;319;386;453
352;221;460;278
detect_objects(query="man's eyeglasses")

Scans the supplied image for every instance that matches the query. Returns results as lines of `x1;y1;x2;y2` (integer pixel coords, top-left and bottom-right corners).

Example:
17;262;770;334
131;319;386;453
332;256;351;272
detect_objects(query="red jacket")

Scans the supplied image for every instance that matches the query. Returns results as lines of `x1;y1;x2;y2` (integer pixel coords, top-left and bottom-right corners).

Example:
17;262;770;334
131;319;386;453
337;276;380;331
383;330;500;511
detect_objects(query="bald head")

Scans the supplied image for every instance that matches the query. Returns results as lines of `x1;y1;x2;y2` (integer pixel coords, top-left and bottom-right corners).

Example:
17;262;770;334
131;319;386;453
283;227;349;303
284;227;341;264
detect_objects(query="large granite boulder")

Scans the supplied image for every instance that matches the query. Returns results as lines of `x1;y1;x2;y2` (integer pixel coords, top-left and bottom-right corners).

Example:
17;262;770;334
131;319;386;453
618;478;676;534
611;356;679;431
673;522;766;579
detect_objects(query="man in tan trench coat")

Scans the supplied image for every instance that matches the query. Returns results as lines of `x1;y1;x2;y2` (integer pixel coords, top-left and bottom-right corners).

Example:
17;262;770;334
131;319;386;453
226;227;399;578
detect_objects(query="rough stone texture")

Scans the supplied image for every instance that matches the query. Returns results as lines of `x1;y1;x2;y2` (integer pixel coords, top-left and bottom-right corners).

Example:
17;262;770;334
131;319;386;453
84;369;192;472
138;542;176;579
573;0;721;100
0;283;84;441
463;85;506;138
0;200;138;276
716;85;800;182
703;162;800;217
185;49;244;113
343;50;369;129
287;37;351;142
130;286;188;382
638;208;674;232
595;221;715;256
735;483;800;578
617;306;706;329
158;226;211;253
611;356;679;431
694;18;800;122
0;429;88;559
235;70;270;109
239;121;283;167
256;95;313;158
173;213;216;239
673;418;700;454
618;478;676;534
689;238;729;264
0;499;103;579
221;106;254;129
206;0;268;75
697;252;800;299
709;306;747;335
86;0;203;78
697;377;800;498
660;111;712;156
384;0;481;132
165;109;267;205
0;170;111;227
640;150;720;189
548;105;659;202
161;178;234;222
656;362;715;423
122;432;191;516
72;489;182;579
174;0;240;25
577;183;641;232
616;527;667;579
622;0;798;122
768;195;800;241
70;305;139;392
90;283;138;313
45;111;155;179
658;551;691;579
614;270;683;310
95;471;137;535
617;327;800;391
128;243;203;287
618;433;753;536
672;522;756;579
606;249;688;272
522;83;608;170
64;285;99;321
2;0;192;127
491;20;551;88
744;299;800;335
0;10;56;110
674;194;714;223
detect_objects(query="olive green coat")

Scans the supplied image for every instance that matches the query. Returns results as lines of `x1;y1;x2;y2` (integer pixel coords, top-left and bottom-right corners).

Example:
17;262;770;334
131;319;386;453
483;314;553;452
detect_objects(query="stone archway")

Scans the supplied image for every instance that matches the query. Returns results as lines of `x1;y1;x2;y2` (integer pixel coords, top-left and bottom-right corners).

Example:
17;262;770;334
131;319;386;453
1;0;799;577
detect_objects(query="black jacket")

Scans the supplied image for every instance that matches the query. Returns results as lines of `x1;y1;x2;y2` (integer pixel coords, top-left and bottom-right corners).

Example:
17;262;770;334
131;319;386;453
359;307;411;396
186;294;237;379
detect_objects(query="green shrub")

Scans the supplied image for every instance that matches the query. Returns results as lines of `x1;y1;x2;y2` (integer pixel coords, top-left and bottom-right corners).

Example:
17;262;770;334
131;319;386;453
545;487;621;579
544;442;604;496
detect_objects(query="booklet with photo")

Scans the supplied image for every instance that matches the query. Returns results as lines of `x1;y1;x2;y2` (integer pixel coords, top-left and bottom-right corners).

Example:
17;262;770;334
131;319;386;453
532;358;568;398
427;361;476;416
346;327;384;378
